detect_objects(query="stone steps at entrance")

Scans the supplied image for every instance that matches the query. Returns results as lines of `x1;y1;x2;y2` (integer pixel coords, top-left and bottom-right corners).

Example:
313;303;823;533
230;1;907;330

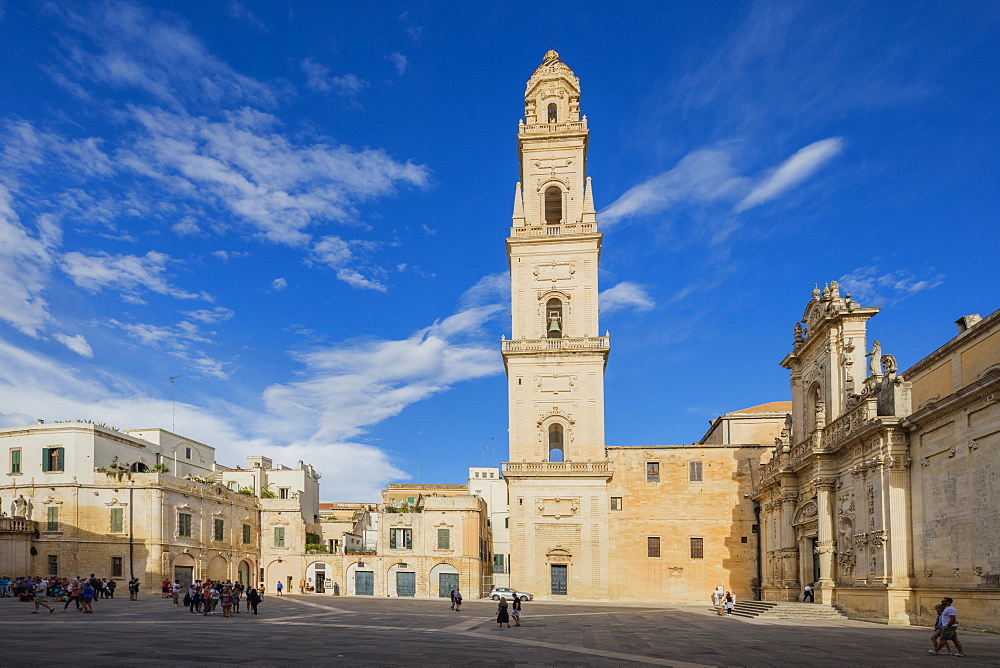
730;600;848;620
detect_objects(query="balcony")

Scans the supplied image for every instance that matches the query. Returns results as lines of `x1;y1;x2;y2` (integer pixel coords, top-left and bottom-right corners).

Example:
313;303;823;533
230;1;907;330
0;517;36;533
519;120;588;135
510;223;598;238
502;336;609;353
503;461;612;479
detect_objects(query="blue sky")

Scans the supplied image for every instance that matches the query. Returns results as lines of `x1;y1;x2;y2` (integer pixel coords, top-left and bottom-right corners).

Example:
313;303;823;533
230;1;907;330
0;1;996;500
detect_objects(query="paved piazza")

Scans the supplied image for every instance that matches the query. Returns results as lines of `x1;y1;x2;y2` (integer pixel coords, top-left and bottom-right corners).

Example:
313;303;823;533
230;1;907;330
2;595;1000;666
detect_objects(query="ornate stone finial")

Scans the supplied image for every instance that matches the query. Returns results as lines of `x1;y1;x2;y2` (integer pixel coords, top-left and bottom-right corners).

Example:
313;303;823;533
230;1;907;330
512;182;525;223
582;176;596;223
793;322;804;345
822;283;831;299
812;283;821;300
542;50;560;65
881;354;897;375
830;280;840;299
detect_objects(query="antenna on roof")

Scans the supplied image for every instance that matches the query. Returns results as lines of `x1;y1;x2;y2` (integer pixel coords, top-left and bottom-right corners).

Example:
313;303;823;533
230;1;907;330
166;375;181;432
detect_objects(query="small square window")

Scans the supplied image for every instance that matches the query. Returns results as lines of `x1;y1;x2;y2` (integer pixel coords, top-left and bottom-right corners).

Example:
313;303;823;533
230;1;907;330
111;556;123;578
741;536;748;544
185;447;192;459
42;447;64;472
647;536;660;558
390;528;412;549
689;461;703;482
48;554;58;577
279;487;290;499
646;462;659;482
611;497;623;511
690;537;704;559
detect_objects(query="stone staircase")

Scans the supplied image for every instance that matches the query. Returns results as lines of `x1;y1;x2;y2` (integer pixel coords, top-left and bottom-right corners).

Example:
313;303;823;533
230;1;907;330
730;600;849;620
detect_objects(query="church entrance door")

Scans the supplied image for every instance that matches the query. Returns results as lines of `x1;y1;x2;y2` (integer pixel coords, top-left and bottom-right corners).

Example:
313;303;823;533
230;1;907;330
551;565;567;595
810;537;821;584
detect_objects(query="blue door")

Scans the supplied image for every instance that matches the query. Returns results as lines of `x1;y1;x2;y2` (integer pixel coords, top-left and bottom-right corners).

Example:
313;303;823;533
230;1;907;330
439;572;459;598
396;571;416;597
551;564;567;595
355;570;374;596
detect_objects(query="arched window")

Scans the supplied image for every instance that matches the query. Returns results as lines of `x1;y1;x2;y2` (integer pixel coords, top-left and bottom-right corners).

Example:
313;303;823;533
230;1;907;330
547;103;557;123
544;186;562;225
548;424;564;462
545;298;563;339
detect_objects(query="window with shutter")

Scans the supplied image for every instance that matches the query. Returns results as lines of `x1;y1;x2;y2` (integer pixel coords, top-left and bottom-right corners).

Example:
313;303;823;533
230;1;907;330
689;461;703;482
647;536;660;558
110;508;124;533
274;527;285;547
437;528;450;550
47;506;59;532
242;523;251;544
214;519;224;541
178;513;192;537
690;537;704;559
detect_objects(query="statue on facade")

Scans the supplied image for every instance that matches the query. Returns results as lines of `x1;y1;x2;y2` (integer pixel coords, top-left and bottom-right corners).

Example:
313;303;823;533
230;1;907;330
866;340;882;376
12;495;29;518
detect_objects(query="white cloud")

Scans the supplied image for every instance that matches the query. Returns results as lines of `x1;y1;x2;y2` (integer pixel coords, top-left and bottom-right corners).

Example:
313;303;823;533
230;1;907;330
171;216;201;236
0;281;508;499
227;0;268;32
301;58;368;96
121;106;429;246
601;148;749;223
0;185;56;337
61;249;207;303
599;282;656;313
336;268;386;292
603;138;845;225
54;333;93;358
271;277;287;291
838;265;945;305
182;307;234;324
387;52;409;76
0;120;113;186
50;1;283;110
735;137;844;212
460;272;510;309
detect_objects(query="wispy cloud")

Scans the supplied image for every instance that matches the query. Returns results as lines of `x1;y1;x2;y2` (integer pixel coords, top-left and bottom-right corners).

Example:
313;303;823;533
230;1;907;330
61;250;208;303
735;138;843;212
599;282;655;313
227;0;268;32
601;148;748;224
271;277;287;291
602;138;843;225
301;58;368;97
387;52;409;76
838;265;945;305
54;333;93;358
0;185;56;337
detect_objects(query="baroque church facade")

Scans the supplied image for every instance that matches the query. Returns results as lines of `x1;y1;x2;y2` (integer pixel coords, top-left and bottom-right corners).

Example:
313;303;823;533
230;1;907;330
499;51;1000;632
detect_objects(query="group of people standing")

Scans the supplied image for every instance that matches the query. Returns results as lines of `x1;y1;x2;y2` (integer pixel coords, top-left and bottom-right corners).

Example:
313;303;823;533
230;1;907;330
712;587;736;616
180;580;263;616
1;574;120;614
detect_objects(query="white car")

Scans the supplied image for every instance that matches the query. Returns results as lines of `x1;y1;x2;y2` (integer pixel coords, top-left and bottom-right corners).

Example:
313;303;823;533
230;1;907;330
489;586;532;601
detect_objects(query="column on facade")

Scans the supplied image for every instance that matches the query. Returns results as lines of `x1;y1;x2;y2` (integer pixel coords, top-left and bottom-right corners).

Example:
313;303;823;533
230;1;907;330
884;450;913;588
814;477;837;590
779;488;799;589
150;487;164;581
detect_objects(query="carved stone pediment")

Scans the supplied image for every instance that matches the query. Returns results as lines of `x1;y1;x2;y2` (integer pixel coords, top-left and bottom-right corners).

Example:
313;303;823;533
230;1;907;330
545;545;572;563
792;501;819;526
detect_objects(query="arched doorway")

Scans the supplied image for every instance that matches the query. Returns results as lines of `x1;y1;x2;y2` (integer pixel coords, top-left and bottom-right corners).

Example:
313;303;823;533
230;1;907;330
429;562;459;598
174;552;196;588
307;561;332;594
237;560;251;586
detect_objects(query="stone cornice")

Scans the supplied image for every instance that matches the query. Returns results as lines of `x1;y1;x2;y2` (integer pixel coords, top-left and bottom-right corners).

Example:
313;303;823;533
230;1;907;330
902;308;1000;379
903;371;1000;429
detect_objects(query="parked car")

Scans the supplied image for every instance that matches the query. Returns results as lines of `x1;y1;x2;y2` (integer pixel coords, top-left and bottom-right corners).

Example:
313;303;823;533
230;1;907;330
488;586;532;601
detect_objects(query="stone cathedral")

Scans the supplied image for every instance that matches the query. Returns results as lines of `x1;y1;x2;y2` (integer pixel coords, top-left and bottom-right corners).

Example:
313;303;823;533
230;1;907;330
498;50;1000;632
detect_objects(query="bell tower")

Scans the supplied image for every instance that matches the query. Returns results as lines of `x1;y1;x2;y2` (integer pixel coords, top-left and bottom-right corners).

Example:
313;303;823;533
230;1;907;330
502;50;611;599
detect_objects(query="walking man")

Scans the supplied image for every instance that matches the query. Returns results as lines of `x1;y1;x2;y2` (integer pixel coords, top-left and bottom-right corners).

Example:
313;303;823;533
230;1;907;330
454;588;462;611
803;583;814;602
931;597;966;657
449;588;456;610
275;580;283;596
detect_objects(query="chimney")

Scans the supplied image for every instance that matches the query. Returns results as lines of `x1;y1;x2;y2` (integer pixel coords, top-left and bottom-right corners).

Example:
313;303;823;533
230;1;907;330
955;314;982;333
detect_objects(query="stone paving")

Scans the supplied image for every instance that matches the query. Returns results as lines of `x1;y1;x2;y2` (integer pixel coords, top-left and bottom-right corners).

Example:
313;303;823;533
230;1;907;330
1;593;998;666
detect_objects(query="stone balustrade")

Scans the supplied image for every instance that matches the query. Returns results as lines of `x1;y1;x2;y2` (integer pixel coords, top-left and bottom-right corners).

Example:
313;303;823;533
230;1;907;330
501;336;609;352
519;120;587;135
0;517;36;533
823;397;878;450
510;222;598;238
503;461;612;479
